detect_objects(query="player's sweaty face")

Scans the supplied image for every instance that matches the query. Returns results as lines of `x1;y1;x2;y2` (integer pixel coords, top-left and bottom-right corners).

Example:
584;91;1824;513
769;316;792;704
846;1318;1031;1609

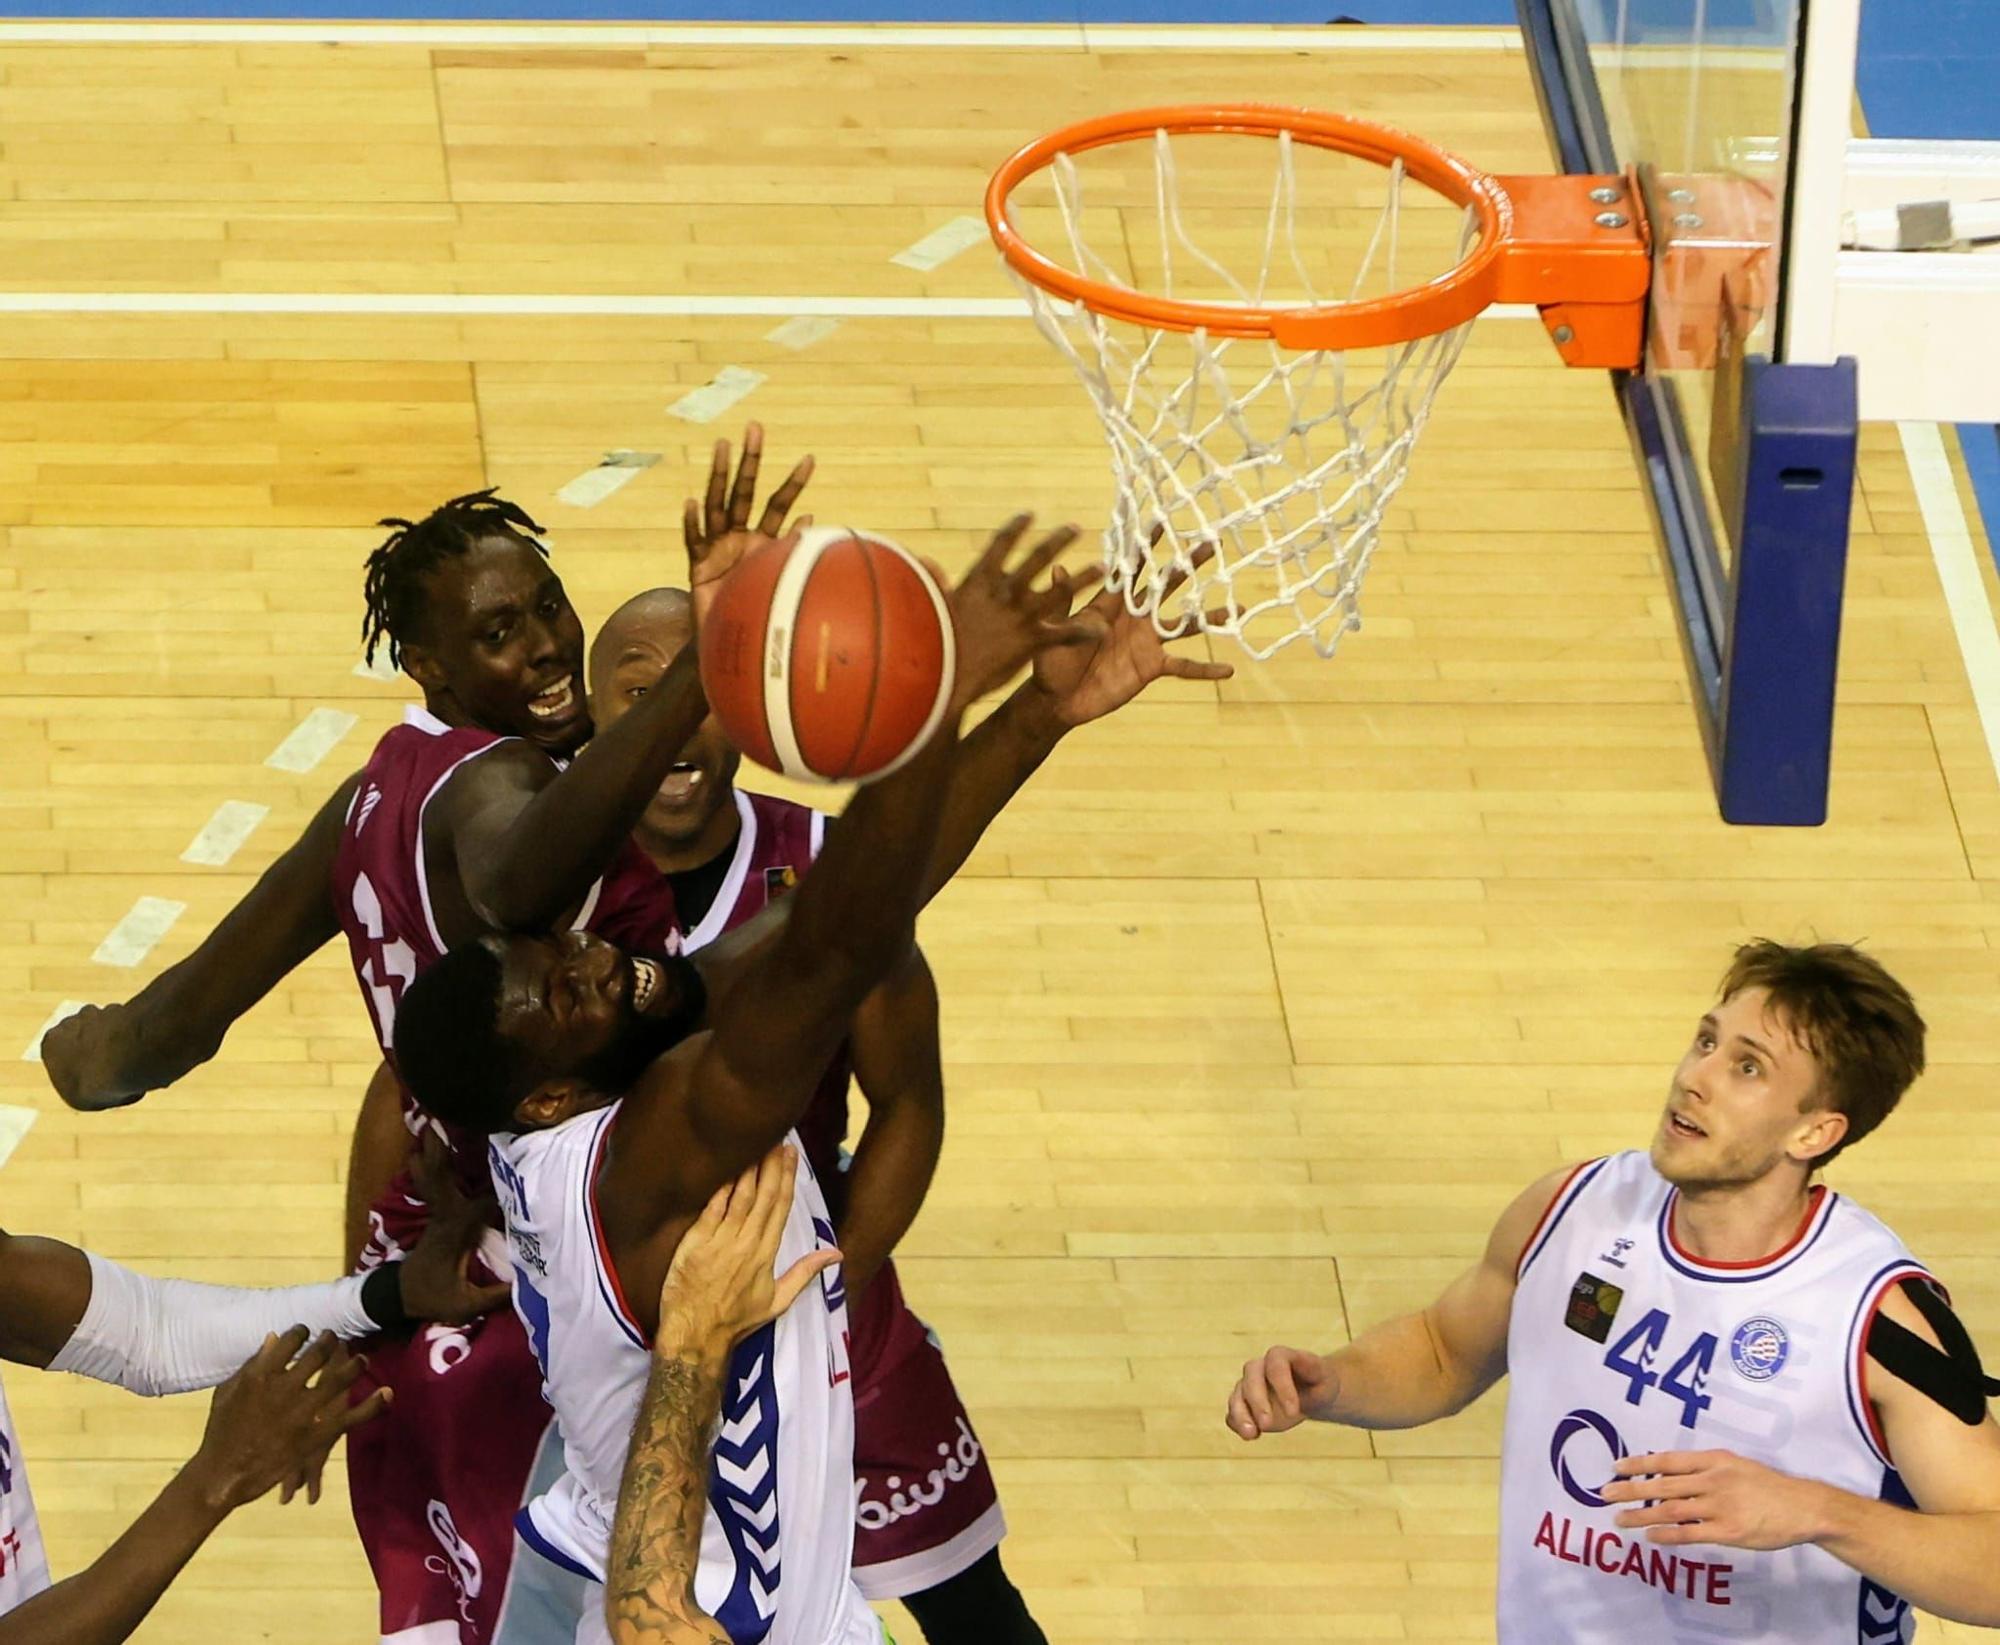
1651;986;1825;1187
424;538;591;757
494;930;643;1090
591;614;740;844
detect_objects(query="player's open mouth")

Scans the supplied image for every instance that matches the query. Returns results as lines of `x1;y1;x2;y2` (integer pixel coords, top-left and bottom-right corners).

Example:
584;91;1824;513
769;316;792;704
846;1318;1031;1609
527;674;577;721
631;957;660;1013
656;761;705;804
1668;1111;1707;1139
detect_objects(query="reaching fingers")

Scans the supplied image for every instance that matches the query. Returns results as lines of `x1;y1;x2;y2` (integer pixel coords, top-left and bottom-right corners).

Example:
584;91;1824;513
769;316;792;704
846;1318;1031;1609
1005;524;1081;595
1162;655;1235;683
724;422;766;531
751;1147;797;1256
307;1347;366;1410
691;1172;736;1239
1226;1381;1261;1441
969;513;1033;582
463;1274;513;1316
1035;617;1106;653
283;1330;340;1387
334;1386;394;1441
251;1324;311;1376
702;438;733;540
770;1248;841;1317
1063;562;1108;606
300;1449;332;1508
682;495;704;558
754;455;815;538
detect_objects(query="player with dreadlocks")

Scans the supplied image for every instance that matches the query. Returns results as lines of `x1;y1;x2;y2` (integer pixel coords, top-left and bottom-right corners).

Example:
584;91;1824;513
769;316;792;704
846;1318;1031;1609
39;425;813;1645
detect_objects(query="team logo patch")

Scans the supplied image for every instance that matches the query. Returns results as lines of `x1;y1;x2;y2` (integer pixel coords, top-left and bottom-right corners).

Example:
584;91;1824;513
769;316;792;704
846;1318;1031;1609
1548;1408;1626;1508
1729;1316;1790;1381
1564;1272;1624;1343
764;865;799;896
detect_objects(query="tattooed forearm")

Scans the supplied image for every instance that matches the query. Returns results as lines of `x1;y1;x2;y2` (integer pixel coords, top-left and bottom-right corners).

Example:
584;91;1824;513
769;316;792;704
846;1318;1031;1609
607;1338;733;1645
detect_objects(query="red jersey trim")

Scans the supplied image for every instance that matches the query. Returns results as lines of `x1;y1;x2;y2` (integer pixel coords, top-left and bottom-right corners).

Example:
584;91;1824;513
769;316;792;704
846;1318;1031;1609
1515;1159;1604;1280
1848;1262;1946;1468
1662;1183;1829;1272
582;1108;650;1351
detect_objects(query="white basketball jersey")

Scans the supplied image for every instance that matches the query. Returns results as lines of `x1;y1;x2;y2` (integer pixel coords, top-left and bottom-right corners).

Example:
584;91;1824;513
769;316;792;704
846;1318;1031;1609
1499;1150;1929;1644
0;1374;52;1616
488;1106;881;1645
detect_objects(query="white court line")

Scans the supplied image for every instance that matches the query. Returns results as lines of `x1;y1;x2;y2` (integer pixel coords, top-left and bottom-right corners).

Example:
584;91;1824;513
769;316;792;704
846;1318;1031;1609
266;707;359;773
180;800;270;867
21;1001;85;1063
93;897;187;967
1899;421;2000;783
0;21;1519;50
0;291;1545;322
0;1107;35;1171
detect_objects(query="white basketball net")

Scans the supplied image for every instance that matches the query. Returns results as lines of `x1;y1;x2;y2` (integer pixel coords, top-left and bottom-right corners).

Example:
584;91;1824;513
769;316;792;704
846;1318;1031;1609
1016;129;1480;659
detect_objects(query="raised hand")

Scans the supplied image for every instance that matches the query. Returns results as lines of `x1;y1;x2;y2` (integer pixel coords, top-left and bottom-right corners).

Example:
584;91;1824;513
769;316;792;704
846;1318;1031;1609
187;1327;390;1512
1033;547;1234;728
658;1146;839;1354
397;1132;513;1327
945;514;1101;715
1228;1344;1335;1441
683;423;814;631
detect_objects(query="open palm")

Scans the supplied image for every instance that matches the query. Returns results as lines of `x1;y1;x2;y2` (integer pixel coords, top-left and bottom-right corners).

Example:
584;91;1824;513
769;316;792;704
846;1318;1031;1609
1033;579;1233;728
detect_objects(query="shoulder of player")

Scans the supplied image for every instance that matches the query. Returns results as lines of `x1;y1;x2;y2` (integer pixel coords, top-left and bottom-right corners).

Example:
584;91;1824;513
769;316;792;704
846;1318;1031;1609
425;738;560;830
1487;1160;1603;1276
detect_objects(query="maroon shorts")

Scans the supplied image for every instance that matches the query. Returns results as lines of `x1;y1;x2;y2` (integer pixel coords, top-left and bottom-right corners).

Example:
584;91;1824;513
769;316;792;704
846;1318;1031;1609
847;1258;1006;1600
350;1169;558;1644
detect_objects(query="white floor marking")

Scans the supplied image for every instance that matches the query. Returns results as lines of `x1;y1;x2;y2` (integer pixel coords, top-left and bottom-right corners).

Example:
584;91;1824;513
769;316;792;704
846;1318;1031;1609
180;800;270;867
266;707;360;773
93;897;187;967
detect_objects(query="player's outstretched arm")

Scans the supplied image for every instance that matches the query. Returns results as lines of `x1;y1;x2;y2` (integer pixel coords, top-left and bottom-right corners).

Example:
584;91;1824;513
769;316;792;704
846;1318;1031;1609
608;1148;838;1645
1228;1166;1571;1440
1602;1280;2000;1625
0;1194;503;1396
40;772;361;1111
920;555;1233;904
618;516;1087;1216
836;943;946;1300
0;1327;387;1645
437;427;811;939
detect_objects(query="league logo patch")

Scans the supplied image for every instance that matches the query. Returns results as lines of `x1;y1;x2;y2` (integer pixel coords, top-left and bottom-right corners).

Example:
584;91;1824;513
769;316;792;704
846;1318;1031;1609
1730;1316;1790;1381
1564;1272;1624;1343
764;865;799;897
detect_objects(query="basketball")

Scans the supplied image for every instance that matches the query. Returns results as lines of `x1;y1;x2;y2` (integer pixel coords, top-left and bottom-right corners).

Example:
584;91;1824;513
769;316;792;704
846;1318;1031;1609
698;526;958;784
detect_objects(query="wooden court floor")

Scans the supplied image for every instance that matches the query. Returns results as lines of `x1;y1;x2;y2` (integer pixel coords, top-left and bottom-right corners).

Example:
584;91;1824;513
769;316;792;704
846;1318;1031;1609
0;24;1996;1643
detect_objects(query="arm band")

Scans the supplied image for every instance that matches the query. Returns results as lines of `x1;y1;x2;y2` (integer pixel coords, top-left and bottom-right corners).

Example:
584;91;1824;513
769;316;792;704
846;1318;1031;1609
45;1248;380;1397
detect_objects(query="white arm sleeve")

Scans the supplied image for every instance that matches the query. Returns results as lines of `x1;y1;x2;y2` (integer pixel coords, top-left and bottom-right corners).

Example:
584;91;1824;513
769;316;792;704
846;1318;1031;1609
45;1248;380;1397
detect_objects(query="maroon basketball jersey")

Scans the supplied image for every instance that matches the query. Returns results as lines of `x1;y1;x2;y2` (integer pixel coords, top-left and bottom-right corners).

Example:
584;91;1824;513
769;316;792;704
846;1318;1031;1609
676;787;853;1198
331;705;682;1114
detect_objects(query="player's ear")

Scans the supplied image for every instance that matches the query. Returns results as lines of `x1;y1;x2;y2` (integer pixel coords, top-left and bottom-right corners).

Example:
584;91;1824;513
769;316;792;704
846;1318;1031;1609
513;1079;587;1130
400;641;445;694
1793;1104;1848;1166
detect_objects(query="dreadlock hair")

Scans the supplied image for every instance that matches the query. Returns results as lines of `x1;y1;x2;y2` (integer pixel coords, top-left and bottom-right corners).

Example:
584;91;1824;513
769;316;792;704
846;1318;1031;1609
361;488;552;668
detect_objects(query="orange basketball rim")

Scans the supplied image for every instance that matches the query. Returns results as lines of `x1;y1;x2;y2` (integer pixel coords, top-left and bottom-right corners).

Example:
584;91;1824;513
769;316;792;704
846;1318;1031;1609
984;103;1652;369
